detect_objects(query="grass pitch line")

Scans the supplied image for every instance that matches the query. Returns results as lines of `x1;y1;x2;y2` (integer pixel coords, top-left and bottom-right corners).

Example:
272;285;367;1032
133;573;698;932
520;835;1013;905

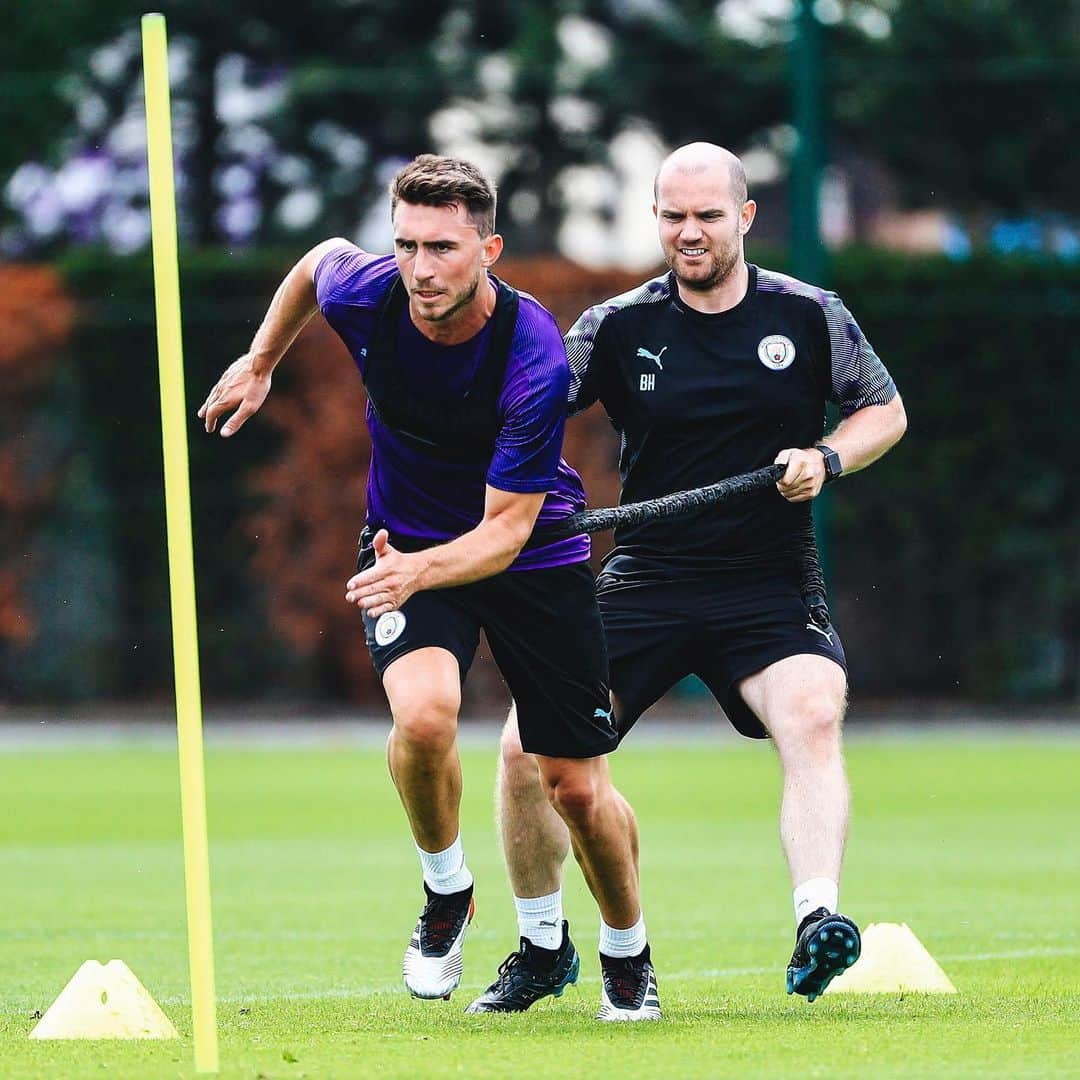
187;945;1080;1007
941;945;1080;962
652;944;1080;984
141;11;218;1073
30;960;177;1040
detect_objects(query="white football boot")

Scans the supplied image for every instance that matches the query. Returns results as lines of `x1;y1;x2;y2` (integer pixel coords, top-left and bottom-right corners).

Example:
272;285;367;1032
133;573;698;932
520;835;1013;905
403;883;475;1000
596;946;662;1021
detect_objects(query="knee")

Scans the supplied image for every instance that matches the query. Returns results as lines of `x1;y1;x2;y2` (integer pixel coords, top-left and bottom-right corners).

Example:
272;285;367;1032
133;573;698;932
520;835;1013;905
392;694;459;755
781;694;844;760
542;766;602;826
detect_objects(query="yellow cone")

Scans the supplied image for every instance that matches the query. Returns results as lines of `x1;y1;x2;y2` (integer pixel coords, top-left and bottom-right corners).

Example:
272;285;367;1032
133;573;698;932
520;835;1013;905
824;922;957;995
30;960;179;1039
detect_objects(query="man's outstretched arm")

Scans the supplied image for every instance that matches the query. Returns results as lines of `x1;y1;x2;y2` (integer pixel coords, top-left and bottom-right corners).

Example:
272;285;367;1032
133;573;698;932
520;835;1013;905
198;237;350;437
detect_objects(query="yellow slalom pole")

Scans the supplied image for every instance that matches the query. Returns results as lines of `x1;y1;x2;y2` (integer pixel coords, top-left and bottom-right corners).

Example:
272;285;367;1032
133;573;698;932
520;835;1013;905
141;13;219;1074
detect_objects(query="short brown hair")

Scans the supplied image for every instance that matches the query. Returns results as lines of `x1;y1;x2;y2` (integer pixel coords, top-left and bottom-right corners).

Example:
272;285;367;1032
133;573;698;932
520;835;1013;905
389;154;497;237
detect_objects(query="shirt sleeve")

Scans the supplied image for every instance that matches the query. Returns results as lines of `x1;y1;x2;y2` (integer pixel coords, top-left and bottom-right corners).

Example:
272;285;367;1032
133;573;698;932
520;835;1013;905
313;246;398;364
564;304;613;414
487;307;570;494
314;245;396;316
821;292;898;416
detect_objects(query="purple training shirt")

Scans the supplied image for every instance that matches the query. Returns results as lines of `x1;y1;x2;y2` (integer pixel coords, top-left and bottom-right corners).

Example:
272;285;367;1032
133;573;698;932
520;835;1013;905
314;245;589;571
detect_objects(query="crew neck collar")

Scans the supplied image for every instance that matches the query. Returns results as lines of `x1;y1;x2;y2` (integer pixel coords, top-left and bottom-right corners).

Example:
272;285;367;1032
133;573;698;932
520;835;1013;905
671;263;757;322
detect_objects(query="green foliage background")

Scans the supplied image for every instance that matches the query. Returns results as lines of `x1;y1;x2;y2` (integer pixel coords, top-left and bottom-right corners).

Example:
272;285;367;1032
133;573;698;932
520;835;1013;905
827;253;1080;699
4;249;1077;704
4;2;1079;252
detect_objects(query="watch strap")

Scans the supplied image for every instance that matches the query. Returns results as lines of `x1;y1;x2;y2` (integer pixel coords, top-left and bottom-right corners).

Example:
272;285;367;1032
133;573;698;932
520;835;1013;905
814;442;843;483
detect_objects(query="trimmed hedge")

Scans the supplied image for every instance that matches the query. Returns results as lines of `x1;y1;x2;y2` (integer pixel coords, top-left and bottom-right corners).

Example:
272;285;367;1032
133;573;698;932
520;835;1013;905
2;248;1076;703
827;252;1079;699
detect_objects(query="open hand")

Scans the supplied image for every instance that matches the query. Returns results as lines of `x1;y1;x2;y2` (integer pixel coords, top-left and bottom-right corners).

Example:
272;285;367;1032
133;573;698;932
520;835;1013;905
344;530;424;617
198;355;271;437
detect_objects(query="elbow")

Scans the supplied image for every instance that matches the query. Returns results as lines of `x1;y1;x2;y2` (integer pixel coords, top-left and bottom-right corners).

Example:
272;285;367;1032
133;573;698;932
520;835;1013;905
504;518;534;561
480;492;546;569
891;394;908;444
492;517;534;569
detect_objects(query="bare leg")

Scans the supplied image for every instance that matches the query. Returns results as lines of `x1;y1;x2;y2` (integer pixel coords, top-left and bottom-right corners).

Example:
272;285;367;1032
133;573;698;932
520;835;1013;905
738;654;850;886
534;752;641;929
382;647;463;852
497;706;570;897
385;648;476;1001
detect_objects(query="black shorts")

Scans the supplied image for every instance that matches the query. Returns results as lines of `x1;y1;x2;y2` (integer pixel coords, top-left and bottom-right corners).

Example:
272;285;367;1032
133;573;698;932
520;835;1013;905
358;531;616;759
596;555;848;740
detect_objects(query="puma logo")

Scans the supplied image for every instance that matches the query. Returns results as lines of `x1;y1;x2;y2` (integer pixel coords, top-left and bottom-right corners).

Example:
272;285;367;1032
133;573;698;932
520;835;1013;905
636;346;668;370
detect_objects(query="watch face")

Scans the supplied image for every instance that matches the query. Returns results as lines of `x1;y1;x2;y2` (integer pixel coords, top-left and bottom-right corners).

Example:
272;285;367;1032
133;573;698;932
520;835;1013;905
817;445;840;480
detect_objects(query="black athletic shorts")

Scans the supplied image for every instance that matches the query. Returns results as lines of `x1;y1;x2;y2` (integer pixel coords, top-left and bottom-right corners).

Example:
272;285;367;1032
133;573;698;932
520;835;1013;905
595;555;848;740
357;529;617;759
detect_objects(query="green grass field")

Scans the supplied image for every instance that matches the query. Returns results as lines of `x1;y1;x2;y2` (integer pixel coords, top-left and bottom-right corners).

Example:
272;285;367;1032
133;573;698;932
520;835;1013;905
1;729;1077;1078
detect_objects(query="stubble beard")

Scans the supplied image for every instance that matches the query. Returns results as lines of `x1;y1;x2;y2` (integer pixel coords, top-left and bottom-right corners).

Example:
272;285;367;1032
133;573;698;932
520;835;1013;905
668;238;741;294
416;271;483;323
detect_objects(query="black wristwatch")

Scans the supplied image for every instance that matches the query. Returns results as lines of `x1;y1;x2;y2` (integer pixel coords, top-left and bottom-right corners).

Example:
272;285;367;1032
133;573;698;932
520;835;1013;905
814;442;843;484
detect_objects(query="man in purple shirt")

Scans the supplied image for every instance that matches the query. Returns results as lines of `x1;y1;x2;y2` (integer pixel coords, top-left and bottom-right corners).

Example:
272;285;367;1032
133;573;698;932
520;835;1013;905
199;155;660;1020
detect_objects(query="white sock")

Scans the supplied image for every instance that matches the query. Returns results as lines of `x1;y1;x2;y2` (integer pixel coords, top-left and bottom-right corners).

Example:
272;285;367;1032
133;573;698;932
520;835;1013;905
793;878;839;925
599;913;647;959
514;890;563;950
416;835;473;895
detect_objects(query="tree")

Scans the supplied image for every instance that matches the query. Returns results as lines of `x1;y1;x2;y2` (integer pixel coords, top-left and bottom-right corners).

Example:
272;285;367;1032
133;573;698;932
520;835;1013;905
0;1;790;256
0;2;133;182
829;0;1080;214
4;2;1078;251
2;2;460;251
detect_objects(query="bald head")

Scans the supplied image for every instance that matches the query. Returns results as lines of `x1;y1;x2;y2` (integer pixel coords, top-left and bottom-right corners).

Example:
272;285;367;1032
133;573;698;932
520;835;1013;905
654;143;747;208
652;142;756;301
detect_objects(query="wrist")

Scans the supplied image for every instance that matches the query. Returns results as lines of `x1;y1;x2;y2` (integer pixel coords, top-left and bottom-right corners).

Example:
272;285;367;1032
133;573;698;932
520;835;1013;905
248;349;279;378
813;442;843;484
412;549;436;592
